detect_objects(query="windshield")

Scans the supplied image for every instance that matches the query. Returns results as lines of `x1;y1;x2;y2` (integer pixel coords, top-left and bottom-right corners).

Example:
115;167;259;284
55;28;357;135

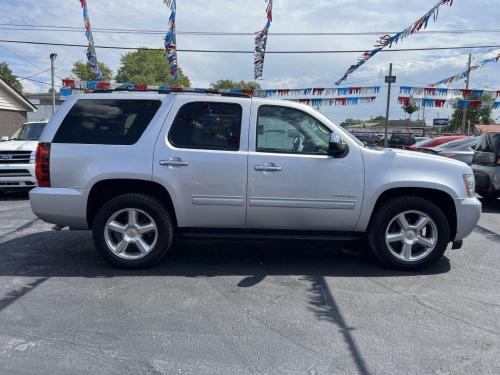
11;122;46;141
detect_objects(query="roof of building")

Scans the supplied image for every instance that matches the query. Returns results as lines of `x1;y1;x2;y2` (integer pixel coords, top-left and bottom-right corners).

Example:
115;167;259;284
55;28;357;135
0;77;37;112
475;124;500;133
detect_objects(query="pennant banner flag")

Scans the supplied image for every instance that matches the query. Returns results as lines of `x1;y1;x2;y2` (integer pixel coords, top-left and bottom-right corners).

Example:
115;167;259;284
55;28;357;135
60;79;381;98
290;97;377;107
254;0;273;79
431;52;500;86
79;0;102;80
335;0;453;85
398;96;500;109
164;0;178;81
399;86;500;98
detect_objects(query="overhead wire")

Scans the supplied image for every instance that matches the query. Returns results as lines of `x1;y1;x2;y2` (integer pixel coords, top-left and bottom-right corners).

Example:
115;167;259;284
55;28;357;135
0;39;499;54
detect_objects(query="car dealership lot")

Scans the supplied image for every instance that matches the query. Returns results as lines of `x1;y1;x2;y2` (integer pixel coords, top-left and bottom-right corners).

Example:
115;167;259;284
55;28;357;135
0;193;500;375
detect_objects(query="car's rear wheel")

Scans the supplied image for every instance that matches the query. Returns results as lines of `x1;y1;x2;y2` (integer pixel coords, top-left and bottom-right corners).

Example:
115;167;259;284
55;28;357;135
93;194;174;268
368;196;450;270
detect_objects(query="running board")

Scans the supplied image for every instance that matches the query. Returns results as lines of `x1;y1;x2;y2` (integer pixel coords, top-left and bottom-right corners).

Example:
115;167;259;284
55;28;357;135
178;228;365;241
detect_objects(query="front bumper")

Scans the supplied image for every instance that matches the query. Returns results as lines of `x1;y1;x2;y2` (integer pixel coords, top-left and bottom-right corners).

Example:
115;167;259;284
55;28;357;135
472;165;500;193
29;187;89;229
0;163;36;191
454;197;482;241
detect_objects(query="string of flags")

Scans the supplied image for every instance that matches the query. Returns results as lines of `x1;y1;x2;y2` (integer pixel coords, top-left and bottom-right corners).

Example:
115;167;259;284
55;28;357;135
431;52;500;87
335;0;453;85
399;86;500;98
78;0;102;80
398;96;500;110
290;97;377;107
60;79;381;98
163;0;178;82
254;0;273;80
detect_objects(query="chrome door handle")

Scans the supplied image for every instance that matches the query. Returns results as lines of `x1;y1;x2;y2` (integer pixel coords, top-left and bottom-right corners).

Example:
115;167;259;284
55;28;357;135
160;158;189;167
254;163;282;172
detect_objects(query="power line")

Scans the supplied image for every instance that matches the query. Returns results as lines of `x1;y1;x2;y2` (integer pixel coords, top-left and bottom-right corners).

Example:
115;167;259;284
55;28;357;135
1;23;500;36
1;39;500;54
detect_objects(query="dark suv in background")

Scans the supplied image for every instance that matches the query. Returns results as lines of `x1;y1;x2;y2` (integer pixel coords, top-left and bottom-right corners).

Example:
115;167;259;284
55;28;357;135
388;133;417;148
472;132;500;200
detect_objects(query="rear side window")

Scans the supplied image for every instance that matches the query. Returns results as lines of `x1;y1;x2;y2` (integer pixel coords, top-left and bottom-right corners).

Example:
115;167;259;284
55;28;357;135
168;102;242;151
53;99;161;145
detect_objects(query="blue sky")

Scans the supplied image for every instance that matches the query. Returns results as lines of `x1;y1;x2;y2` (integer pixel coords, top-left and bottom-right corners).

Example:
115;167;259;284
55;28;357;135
0;0;499;124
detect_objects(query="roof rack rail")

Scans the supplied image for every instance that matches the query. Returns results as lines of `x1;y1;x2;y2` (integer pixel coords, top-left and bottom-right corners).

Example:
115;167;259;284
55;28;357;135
88;87;251;98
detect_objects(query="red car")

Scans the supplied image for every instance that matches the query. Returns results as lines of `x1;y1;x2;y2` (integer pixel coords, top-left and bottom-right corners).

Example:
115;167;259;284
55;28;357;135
403;136;467;151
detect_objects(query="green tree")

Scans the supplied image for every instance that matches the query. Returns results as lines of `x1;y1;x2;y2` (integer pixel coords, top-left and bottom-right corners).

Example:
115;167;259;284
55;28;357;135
447;96;493;132
401;100;419;120
115;49;190;87
0;62;22;92
210;80;261;90
71;61;113;81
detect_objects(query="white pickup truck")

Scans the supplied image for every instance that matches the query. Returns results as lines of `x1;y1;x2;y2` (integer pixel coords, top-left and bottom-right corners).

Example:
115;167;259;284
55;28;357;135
0;121;47;193
29;90;481;270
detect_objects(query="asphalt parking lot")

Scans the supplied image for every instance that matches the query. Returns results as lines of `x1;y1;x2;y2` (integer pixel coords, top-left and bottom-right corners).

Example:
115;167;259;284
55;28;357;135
0;192;499;375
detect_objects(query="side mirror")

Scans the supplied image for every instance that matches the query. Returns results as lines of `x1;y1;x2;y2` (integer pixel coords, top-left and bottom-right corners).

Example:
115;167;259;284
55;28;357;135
329;133;349;158
1;136;9;142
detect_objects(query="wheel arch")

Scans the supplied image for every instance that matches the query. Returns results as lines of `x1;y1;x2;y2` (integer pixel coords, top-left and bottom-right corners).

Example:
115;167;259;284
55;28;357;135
87;179;177;229
367;187;457;241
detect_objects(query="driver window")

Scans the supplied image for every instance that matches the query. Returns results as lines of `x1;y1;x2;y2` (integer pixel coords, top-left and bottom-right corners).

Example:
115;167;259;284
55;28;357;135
256;105;331;154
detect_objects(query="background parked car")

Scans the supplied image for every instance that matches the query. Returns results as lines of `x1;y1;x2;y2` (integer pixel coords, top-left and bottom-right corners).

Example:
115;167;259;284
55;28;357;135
0;121;48;193
403;135;466;151
354;133;380;148
420;137;478;165
388;133;416;148
472;132;500;200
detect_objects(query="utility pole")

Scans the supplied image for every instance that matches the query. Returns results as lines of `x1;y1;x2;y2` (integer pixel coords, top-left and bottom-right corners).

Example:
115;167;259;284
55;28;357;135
461;53;472;134
50;53;57;116
384;63;396;148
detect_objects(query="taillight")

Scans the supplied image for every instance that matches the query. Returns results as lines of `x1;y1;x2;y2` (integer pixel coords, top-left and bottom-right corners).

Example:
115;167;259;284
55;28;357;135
35;142;51;187
497;157;500;165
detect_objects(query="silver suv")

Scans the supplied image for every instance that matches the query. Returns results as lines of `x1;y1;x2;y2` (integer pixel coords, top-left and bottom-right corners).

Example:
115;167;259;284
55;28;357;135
30;90;481;270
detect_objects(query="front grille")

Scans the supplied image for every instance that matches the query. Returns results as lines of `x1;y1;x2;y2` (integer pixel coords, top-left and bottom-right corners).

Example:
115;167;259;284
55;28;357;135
0;151;32;164
0;169;31;177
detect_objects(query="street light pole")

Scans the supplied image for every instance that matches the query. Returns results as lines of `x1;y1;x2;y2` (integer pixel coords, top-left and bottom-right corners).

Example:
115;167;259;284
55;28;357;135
50;53;57;116
384;63;396;148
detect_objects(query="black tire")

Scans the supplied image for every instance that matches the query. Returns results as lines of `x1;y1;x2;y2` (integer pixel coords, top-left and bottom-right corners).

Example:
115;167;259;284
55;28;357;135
92;194;174;269
368;196;450;271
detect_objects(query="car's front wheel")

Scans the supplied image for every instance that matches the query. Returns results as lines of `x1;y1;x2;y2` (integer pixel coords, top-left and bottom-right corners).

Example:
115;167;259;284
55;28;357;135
93;194;174;268
368;196;450;270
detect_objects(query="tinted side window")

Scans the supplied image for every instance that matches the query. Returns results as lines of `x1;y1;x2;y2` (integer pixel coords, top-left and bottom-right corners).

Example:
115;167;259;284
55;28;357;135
257;106;330;154
168;102;242;151
53;99;161;145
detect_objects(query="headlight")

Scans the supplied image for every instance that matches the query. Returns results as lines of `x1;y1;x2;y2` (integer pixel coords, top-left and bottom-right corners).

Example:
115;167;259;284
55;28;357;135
463;174;475;198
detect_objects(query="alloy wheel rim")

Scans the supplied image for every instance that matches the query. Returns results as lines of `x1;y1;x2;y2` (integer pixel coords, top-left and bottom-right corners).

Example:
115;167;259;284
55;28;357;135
385;210;438;262
104;208;158;260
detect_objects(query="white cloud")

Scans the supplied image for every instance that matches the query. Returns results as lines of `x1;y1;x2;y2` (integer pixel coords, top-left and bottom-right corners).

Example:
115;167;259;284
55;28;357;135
0;0;498;123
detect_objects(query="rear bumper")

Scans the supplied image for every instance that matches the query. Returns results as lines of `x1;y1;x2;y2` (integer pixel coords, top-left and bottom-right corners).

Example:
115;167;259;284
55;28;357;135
454;197;482;241
29;187;89;229
0;163;36;191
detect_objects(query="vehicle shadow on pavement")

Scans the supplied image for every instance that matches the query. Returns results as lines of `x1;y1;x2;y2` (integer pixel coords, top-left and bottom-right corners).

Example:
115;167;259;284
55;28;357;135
0;230;451;280
0;231;451;375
